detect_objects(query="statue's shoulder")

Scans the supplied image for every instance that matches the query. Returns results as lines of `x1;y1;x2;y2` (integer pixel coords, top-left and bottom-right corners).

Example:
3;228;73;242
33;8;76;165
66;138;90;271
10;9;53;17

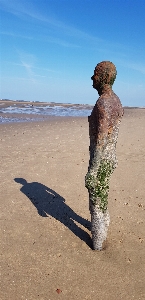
97;92;123;117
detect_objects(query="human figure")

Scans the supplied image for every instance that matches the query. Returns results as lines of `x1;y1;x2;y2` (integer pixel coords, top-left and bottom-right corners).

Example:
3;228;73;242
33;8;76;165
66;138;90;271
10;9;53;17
85;61;123;250
14;178;91;245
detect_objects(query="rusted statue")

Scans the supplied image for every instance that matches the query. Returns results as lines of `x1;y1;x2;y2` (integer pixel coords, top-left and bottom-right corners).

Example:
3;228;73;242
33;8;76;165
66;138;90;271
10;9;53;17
85;61;123;250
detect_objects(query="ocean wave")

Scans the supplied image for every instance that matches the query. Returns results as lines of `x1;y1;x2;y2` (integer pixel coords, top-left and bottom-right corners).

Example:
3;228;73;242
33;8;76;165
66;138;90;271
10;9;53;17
0;103;92;123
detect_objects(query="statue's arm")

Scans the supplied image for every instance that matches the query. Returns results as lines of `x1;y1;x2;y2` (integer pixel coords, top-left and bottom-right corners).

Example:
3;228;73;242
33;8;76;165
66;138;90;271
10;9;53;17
95;101;111;147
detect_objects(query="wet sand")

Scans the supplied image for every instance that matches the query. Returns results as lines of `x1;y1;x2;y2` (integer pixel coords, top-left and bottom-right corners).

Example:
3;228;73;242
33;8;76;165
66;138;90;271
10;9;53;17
0;109;145;299
0;100;93;122
0;99;93;110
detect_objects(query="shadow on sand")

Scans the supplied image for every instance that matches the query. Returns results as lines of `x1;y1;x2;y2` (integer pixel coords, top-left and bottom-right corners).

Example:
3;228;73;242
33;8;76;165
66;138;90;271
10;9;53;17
14;178;92;248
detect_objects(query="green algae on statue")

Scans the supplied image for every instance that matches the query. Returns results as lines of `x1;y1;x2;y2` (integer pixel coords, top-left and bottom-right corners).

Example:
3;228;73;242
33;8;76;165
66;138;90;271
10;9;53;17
85;61;123;250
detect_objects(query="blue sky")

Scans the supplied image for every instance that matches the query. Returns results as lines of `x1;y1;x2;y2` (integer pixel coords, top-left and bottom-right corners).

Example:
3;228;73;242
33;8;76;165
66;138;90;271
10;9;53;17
0;0;145;106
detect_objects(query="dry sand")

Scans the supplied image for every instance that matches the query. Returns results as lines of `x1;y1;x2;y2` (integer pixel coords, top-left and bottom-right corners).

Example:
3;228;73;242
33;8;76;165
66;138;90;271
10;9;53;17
0;109;145;300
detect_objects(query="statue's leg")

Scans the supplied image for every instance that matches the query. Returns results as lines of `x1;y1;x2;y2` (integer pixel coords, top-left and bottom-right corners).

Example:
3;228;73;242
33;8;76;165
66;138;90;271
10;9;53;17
89;199;110;250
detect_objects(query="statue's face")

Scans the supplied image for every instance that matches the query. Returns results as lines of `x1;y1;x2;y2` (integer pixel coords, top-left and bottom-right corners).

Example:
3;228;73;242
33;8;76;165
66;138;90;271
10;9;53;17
91;70;100;91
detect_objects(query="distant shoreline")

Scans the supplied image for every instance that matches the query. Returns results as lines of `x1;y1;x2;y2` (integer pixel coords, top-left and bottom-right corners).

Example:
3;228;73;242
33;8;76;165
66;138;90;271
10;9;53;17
0;99;93;110
0;99;145;110
0;99;145;124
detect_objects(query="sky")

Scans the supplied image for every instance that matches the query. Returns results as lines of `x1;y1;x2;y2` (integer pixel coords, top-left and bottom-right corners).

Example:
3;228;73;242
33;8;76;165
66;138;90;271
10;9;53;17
0;0;145;107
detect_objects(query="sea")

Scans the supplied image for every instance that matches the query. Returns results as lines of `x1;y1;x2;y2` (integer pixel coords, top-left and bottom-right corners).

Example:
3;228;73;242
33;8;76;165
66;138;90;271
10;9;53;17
0;100;93;124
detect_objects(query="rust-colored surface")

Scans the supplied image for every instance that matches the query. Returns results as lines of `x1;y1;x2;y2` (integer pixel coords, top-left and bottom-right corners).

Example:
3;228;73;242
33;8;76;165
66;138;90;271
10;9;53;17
89;61;123;146
91;61;117;93
86;61;124;250
89;92;123;146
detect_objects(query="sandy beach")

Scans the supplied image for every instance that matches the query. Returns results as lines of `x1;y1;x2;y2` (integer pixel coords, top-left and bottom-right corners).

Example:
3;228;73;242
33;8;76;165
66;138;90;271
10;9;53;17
0;108;145;299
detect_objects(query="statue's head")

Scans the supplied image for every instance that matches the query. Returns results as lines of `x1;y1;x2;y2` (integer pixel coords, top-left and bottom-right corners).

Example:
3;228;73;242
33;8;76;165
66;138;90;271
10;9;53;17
91;61;117;95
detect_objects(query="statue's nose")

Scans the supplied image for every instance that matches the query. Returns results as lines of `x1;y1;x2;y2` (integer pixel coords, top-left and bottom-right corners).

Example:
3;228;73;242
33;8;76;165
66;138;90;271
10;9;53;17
91;75;94;80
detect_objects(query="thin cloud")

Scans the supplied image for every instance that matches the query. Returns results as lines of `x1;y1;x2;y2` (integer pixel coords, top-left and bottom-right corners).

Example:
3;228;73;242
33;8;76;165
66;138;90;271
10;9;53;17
3;61;60;74
15;50;38;83
0;0;130;53
0;31;80;48
117;59;145;75
0;31;34;40
126;63;145;75
0;0;103;43
21;61;38;83
15;50;61;82
1;0;142;71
